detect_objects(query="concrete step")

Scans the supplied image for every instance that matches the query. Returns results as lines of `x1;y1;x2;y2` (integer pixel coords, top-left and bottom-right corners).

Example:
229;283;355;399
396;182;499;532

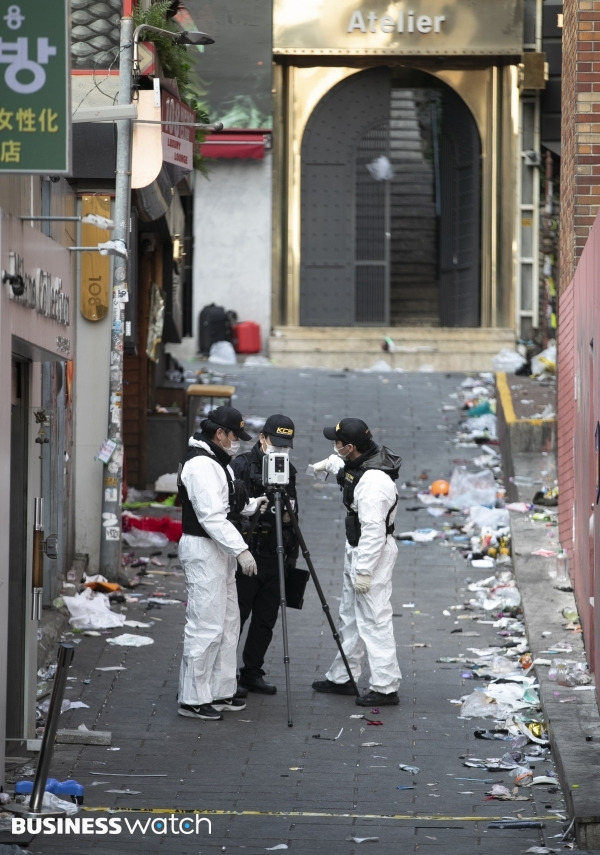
268;327;516;371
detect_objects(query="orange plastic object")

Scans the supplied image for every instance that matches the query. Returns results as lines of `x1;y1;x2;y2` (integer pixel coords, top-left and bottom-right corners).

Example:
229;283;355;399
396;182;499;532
430;479;450;496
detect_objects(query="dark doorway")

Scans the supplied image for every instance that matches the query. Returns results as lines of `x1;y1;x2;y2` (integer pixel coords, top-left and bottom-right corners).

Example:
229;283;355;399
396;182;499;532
300;68;481;327
7;357;30;746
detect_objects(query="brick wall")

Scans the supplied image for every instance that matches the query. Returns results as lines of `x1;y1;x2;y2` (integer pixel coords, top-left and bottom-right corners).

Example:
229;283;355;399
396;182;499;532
559;0;600;288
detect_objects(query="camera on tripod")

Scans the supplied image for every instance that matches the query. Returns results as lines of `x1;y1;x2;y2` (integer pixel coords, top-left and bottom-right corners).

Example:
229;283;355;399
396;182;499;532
262;451;290;487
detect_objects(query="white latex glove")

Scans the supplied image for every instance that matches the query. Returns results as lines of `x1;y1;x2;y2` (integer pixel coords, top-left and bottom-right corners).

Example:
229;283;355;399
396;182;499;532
311;458;330;473
244;495;269;515
238;550;258;576
353;572;371;594
256;495;269;514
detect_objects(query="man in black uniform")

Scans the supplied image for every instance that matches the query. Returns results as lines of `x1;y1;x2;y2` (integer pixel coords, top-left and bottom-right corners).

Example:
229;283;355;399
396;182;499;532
232;414;299;695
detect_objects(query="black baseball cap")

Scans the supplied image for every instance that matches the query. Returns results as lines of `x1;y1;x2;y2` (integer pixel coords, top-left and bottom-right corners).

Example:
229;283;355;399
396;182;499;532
208;406;251;441
262;414;295;447
323;418;372;449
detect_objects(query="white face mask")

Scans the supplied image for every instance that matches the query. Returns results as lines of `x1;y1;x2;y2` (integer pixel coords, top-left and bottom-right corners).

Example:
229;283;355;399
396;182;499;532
224;438;241;457
263;439;291;455
334;441;351;458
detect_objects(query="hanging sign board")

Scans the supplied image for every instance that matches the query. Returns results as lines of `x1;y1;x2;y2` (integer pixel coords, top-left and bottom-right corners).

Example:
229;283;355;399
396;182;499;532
80;196;111;322
273;0;524;56
0;0;71;173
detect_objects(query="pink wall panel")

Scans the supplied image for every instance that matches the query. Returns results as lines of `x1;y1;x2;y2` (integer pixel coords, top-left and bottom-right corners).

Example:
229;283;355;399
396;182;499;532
559;211;600;675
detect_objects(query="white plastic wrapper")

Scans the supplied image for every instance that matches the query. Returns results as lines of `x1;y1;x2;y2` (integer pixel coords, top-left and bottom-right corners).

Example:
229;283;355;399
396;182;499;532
208;340;237;365
62;588;126;631
366;155;394;181
106;634;154;647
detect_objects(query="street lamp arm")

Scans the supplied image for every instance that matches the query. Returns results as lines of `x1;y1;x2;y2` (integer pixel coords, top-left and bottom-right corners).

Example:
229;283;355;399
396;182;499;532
132;24;215;68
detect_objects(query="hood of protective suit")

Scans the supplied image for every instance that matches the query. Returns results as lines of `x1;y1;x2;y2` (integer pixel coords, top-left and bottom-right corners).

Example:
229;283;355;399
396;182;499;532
352;444;402;481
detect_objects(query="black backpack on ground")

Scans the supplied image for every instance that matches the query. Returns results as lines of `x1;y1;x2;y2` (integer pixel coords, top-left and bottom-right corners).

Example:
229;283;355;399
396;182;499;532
197;303;237;354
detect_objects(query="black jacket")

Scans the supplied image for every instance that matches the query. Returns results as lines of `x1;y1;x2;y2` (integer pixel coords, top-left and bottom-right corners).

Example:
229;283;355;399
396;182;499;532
232;442;299;563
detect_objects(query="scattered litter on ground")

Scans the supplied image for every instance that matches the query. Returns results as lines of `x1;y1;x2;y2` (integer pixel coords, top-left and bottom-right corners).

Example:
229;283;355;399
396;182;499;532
121;528;170;548
484;783;529;801
106;634;154;647
105;788;141;795
396;528;439;542
312;727;344;741
39;698;89;714
89;772;168;777
61;588;126;631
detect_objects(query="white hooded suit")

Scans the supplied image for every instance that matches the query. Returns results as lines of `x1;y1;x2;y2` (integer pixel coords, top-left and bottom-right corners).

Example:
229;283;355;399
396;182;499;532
178;437;258;706
323;452;402;693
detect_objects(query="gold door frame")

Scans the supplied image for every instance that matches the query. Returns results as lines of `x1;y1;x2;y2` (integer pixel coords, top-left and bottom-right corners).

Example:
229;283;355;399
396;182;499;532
271;63;519;329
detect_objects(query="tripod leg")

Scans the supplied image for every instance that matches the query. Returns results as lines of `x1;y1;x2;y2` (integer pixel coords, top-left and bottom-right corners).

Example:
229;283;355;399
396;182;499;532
282;493;360;697
273;491;293;726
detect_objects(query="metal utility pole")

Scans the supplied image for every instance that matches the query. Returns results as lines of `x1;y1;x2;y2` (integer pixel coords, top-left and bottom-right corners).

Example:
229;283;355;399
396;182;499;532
97;19;215;578
98;16;134;579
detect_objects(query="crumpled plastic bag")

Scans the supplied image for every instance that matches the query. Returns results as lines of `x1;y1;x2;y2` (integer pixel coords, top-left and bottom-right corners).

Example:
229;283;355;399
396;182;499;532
530;343;556;377
208;340;237;365
447;467;497;509
460;681;539;719
492;347;526;373
366;154;394;181
123;512;182;543
469;506;510;528
106;633;154;647
397;528;439;542
461;413;498;440
24;791;79;815
61;587;126;630
121;529;169;548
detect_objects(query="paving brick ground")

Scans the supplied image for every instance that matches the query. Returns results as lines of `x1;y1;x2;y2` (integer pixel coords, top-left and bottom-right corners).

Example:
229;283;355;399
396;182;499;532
4;366;588;854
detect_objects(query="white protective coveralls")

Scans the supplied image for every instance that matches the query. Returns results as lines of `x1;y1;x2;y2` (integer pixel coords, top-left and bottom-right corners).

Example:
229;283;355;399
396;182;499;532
323;454;402;693
178;437;261;706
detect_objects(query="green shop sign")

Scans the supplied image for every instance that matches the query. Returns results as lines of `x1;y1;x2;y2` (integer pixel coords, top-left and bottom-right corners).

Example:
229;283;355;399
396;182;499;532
0;1;70;173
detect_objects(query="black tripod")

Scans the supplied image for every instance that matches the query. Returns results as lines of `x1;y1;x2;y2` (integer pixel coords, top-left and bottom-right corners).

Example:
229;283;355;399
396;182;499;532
270;487;360;727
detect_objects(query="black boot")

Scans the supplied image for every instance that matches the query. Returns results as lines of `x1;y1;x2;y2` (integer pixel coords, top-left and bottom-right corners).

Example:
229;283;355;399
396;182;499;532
239;674;277;695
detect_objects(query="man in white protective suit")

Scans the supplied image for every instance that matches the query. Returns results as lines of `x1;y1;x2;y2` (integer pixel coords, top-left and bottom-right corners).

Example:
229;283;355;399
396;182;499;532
310;418;403;707
177;406;268;721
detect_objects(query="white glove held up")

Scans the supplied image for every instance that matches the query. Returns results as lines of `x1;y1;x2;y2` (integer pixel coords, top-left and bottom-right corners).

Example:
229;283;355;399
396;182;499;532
238;549;258;576
353;572;371;594
311;458;330;473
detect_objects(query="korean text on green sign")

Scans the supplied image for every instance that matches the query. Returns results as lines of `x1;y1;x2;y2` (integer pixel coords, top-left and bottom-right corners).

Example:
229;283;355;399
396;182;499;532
0;1;70;173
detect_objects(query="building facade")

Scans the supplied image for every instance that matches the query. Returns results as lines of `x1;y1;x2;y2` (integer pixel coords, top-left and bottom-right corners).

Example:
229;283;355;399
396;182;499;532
168;0;562;372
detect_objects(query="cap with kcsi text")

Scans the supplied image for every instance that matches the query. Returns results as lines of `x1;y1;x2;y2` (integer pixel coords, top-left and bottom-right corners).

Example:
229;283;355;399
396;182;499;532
262;413;295;447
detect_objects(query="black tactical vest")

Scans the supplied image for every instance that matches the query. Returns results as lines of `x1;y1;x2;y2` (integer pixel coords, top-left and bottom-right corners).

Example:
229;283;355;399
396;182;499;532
178;442;245;537
337;451;399;547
